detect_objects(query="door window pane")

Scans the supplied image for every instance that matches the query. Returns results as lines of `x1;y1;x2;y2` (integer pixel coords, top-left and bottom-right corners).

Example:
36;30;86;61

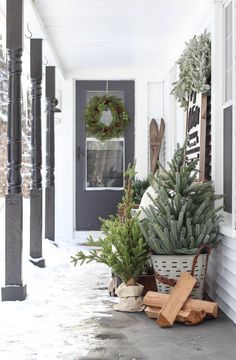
85;90;125;190
86;139;124;189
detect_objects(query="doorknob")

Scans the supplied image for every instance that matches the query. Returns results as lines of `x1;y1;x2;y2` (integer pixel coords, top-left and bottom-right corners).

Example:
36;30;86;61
76;146;83;160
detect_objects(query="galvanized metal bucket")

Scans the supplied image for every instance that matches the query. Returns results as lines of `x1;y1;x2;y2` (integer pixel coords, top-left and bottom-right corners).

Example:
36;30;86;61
151;253;208;299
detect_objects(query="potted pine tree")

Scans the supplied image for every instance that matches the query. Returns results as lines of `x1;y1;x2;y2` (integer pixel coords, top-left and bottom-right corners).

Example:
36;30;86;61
71;165;149;312
140;141;222;299
117;174;149;219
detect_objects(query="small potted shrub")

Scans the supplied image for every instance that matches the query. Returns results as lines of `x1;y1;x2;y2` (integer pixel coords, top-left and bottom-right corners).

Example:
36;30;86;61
118;176;149;219
71;165;149;312
140;141;222;299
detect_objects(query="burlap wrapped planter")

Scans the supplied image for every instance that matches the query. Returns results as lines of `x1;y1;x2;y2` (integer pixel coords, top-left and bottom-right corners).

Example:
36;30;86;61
114;283;145;312
151;253;208;299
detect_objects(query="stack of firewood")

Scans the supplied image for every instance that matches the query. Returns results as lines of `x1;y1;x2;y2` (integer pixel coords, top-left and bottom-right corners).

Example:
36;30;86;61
144;272;218;327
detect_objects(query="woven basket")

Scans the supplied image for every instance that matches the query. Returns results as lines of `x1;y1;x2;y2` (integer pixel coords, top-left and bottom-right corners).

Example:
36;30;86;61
151;253;208;299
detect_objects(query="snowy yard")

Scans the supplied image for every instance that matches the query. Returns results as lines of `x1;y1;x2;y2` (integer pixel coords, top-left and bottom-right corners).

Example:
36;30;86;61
0;200;112;360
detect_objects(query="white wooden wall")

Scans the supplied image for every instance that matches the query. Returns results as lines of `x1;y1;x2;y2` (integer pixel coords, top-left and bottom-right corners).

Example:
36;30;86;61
205;0;236;324
147;67;185;171
163;66;177;164
206;235;236;323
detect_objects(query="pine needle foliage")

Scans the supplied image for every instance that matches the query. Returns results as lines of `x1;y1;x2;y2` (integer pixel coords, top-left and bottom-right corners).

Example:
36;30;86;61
71;164;148;284
171;30;211;110
140;141;222;255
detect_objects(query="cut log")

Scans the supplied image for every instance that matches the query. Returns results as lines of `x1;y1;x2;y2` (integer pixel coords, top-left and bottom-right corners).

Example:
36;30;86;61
145;306;162;319
144;291;218;318
145;306;206;325
176;309;206;325
157;272;197;327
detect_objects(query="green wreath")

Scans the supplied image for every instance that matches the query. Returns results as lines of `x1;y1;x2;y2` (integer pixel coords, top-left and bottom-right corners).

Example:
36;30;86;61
84;95;130;141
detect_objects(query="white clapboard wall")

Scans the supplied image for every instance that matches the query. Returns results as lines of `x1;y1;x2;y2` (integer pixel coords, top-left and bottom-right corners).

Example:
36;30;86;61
148;66;186;172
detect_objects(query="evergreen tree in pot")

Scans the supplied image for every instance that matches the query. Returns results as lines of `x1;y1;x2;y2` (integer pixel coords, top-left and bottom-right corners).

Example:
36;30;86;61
71;165;149;311
140;141;222;299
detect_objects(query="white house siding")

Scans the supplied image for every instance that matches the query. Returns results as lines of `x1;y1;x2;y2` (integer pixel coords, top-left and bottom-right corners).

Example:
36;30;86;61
163;66;178;165
206;234;236;323
161;0;213;163
205;0;236;324
163;65;186;165
147;70;186;171
155;0;236;325
152;66;186;167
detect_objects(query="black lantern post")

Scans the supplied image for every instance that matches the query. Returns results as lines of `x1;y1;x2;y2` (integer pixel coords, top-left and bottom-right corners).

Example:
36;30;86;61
45;66;56;241
29;39;45;267
1;0;26;301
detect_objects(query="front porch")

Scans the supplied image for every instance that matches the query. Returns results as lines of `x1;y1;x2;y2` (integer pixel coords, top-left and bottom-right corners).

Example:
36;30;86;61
0;0;236;358
1;205;236;359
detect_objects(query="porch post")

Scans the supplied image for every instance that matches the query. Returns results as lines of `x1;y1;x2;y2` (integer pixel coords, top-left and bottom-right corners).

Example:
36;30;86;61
45;66;56;241
29;39;45;267
1;0;26;301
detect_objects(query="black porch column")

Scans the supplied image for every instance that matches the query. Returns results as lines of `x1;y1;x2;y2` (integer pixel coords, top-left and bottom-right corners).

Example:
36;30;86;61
1;0;26;301
45;66;56;241
29;39;45;267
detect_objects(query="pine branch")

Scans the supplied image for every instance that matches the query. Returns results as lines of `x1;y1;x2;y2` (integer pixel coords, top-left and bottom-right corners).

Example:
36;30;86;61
71;163;148;284
139;140;222;255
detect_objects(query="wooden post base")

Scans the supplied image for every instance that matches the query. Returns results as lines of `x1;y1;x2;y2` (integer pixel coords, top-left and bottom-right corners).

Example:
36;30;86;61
2;284;27;301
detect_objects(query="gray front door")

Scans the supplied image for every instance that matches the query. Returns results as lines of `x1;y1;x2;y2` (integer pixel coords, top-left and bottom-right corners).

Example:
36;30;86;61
75;80;134;230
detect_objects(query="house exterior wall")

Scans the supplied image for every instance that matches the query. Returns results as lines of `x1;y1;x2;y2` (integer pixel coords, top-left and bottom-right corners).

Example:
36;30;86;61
205;0;236;324
53;0;236;323
206;235;236;323
163;66;177;165
161;5;213;160
55;69;163;241
147;71;185;170
54;0;214;241
162;0;236;324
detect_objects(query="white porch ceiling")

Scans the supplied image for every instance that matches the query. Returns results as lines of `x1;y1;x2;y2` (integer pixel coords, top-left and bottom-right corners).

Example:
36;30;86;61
33;0;212;75
0;0;212;77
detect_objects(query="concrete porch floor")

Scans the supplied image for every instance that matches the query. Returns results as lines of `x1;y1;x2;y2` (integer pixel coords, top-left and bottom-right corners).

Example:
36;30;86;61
0;202;236;359
80;298;236;360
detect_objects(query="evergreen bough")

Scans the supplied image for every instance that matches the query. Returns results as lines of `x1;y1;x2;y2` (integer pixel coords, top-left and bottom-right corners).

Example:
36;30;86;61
84;95;130;141
171;30;211;109
140;141;222;255
71;164;148;284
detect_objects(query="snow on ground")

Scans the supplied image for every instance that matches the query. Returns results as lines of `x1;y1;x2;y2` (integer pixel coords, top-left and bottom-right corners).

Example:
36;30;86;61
0;199;113;360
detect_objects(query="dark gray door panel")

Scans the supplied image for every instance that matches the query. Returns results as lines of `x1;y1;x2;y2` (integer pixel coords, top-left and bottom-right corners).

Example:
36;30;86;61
76;80;134;230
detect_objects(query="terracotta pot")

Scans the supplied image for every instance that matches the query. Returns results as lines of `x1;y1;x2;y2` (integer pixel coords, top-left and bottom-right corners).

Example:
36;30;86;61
137;274;157;296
